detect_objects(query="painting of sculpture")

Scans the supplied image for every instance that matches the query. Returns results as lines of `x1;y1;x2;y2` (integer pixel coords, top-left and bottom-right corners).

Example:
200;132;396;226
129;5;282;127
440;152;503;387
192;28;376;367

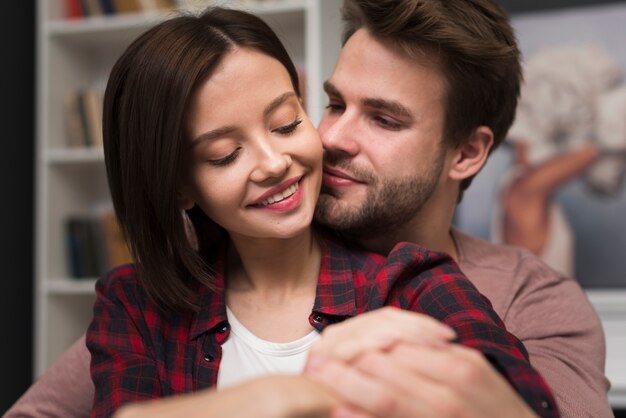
456;2;626;287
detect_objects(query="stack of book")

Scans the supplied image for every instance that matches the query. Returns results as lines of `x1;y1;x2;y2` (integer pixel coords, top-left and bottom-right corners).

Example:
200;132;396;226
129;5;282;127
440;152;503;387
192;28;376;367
65;0;178;19
64;88;103;148
65;212;133;279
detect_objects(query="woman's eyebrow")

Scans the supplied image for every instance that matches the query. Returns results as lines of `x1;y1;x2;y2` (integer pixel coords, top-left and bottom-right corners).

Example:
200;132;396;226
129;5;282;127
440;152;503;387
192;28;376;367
191;126;237;146
263;91;297;118
191;92;297;146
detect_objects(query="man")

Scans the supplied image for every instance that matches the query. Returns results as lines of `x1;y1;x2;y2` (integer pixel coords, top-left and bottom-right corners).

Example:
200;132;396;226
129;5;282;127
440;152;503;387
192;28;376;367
307;1;611;417
5;1;610;417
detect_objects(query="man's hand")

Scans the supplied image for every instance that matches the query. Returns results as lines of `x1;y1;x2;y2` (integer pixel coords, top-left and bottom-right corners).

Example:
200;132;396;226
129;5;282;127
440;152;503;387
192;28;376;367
305;343;539;418
310;307;456;362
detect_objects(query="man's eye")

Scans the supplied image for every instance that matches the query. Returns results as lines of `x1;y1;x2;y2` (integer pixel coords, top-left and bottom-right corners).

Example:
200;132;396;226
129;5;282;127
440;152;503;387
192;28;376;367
374;116;402;130
273;118;302;135
207;148;241;166
325;102;345;113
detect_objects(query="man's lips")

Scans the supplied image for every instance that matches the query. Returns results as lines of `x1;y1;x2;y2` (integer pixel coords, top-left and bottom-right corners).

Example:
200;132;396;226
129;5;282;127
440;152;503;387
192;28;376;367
322;166;364;187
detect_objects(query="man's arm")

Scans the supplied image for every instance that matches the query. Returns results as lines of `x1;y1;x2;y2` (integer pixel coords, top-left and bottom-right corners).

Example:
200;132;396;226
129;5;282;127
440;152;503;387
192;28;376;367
458;231;612;418
502;258;612;418
3;335;93;418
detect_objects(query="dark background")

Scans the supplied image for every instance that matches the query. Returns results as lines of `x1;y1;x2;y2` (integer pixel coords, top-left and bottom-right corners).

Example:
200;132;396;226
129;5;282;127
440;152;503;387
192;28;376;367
0;0;35;413
1;0;625;415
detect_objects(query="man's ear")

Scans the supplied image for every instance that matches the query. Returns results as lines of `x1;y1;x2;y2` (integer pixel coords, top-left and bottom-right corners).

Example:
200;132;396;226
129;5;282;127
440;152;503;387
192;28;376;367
448;126;494;181
176;189;195;211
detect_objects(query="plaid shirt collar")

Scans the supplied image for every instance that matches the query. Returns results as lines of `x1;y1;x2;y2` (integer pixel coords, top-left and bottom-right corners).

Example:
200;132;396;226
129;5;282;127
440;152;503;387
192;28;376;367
189;232;360;341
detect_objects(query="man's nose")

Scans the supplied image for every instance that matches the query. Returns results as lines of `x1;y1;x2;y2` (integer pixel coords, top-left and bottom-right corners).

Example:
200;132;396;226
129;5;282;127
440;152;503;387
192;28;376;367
319;112;360;157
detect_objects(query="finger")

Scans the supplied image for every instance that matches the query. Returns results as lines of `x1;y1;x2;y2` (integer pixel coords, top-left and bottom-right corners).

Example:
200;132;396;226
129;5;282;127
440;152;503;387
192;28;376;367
358;344;535;418
356;349;477;416
311;308;455;362
306;355;432;417
383;343;510;391
330;405;375;418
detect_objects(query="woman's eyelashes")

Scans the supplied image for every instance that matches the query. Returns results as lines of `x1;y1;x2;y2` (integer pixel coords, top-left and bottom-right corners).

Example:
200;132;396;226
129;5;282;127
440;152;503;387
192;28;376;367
206;148;241;166
205;118;302;167
272;118;302;135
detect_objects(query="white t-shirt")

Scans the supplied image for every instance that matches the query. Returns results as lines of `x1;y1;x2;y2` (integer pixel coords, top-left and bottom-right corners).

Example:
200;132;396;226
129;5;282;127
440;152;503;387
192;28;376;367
217;307;320;389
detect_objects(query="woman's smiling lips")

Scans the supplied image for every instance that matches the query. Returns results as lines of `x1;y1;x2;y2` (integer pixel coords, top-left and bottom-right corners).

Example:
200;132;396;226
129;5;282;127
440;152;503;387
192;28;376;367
248;176;305;212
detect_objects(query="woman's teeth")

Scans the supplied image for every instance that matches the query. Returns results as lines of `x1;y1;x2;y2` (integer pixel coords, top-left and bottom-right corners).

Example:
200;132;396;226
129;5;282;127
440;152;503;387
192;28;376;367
261;182;299;206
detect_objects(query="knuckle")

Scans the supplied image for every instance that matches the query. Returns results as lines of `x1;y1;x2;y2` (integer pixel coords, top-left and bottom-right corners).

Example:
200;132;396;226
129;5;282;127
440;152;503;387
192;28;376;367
370;391;399;415
452;358;483;383
435;398;466;418
358;351;383;371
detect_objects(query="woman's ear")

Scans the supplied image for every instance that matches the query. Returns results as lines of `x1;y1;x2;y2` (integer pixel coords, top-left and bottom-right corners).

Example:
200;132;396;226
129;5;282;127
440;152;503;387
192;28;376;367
448;126;494;181
176;189;195;211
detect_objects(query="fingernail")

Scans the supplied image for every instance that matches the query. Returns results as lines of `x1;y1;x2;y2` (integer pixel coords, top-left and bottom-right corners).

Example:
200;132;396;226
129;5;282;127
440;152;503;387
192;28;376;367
439;326;457;339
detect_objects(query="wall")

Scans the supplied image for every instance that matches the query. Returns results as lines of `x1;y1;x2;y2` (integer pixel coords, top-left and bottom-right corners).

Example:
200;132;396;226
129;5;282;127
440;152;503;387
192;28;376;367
0;1;35;413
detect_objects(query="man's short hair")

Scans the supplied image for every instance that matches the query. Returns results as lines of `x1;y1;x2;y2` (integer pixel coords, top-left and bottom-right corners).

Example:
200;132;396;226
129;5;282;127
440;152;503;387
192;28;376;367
341;0;522;194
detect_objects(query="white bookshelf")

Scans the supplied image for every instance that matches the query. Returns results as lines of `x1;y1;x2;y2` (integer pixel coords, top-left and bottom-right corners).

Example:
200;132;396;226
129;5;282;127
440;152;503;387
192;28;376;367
587;290;626;407
35;0;343;376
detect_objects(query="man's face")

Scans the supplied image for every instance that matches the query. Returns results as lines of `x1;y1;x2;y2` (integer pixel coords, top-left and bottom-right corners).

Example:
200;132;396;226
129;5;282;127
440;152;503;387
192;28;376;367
315;29;449;238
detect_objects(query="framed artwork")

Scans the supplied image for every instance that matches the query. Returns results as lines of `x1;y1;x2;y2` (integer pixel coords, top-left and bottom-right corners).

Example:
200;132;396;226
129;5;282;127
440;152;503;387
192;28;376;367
456;2;626;289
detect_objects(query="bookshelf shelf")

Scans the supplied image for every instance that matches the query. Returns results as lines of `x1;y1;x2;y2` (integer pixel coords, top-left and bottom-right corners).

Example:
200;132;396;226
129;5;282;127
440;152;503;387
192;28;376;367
45;278;97;295
35;0;343;377
46;147;104;164
46;12;164;36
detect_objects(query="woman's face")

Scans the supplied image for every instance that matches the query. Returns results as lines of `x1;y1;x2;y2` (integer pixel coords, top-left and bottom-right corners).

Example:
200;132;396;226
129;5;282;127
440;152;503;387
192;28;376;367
181;48;323;241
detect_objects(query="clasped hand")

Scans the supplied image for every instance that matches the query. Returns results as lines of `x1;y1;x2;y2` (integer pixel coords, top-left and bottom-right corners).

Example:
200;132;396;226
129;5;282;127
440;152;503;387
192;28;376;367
303;307;538;418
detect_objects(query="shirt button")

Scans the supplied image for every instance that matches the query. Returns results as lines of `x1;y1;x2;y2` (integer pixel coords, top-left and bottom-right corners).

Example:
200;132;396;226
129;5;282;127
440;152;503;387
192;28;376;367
312;314;323;324
541;399;551;409
220;324;229;333
203;353;213;362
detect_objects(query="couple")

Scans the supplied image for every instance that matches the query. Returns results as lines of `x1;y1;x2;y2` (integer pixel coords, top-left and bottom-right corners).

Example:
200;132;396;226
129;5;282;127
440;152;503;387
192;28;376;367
6;1;610;418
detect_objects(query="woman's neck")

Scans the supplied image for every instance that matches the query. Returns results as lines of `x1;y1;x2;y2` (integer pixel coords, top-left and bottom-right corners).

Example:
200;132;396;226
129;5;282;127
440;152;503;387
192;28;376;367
225;228;321;298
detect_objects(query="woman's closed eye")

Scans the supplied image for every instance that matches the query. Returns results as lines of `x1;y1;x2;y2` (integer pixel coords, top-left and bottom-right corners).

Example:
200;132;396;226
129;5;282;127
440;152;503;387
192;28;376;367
206;147;241;166
272;118;302;136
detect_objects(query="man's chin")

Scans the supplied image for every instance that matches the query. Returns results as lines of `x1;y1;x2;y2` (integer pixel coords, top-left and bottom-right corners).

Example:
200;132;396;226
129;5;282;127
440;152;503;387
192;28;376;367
315;193;361;230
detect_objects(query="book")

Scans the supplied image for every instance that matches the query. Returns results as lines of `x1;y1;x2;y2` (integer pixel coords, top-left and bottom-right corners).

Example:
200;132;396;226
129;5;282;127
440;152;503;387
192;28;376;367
65;212;133;279
64;88;104;147
66;0;84;19
83;89;104;146
99;0;117;15
81;0;103;17
75;91;93;146
64;91;86;147
101;212;134;269
112;0;142;14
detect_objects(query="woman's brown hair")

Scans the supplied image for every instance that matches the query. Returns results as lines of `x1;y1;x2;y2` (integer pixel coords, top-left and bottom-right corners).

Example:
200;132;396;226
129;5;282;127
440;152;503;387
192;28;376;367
103;7;301;311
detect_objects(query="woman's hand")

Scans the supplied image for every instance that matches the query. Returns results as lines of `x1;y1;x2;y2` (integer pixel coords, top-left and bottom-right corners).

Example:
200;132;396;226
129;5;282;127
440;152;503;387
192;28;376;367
113;375;342;418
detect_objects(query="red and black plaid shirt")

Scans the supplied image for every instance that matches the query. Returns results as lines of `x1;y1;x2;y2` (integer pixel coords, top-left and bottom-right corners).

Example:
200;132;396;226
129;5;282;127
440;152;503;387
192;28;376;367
87;233;559;418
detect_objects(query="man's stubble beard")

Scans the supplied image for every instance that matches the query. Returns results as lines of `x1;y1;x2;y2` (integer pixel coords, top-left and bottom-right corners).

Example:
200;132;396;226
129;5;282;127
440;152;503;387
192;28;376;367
314;149;445;239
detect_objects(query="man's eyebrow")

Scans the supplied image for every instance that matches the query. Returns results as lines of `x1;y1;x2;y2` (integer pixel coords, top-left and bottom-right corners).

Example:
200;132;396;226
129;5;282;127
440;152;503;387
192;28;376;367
323;81;342;99
324;80;412;120
363;98;413;120
191;91;297;146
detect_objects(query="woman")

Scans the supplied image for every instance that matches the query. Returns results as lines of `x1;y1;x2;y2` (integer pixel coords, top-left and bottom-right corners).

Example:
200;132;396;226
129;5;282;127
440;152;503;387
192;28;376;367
87;7;557;418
